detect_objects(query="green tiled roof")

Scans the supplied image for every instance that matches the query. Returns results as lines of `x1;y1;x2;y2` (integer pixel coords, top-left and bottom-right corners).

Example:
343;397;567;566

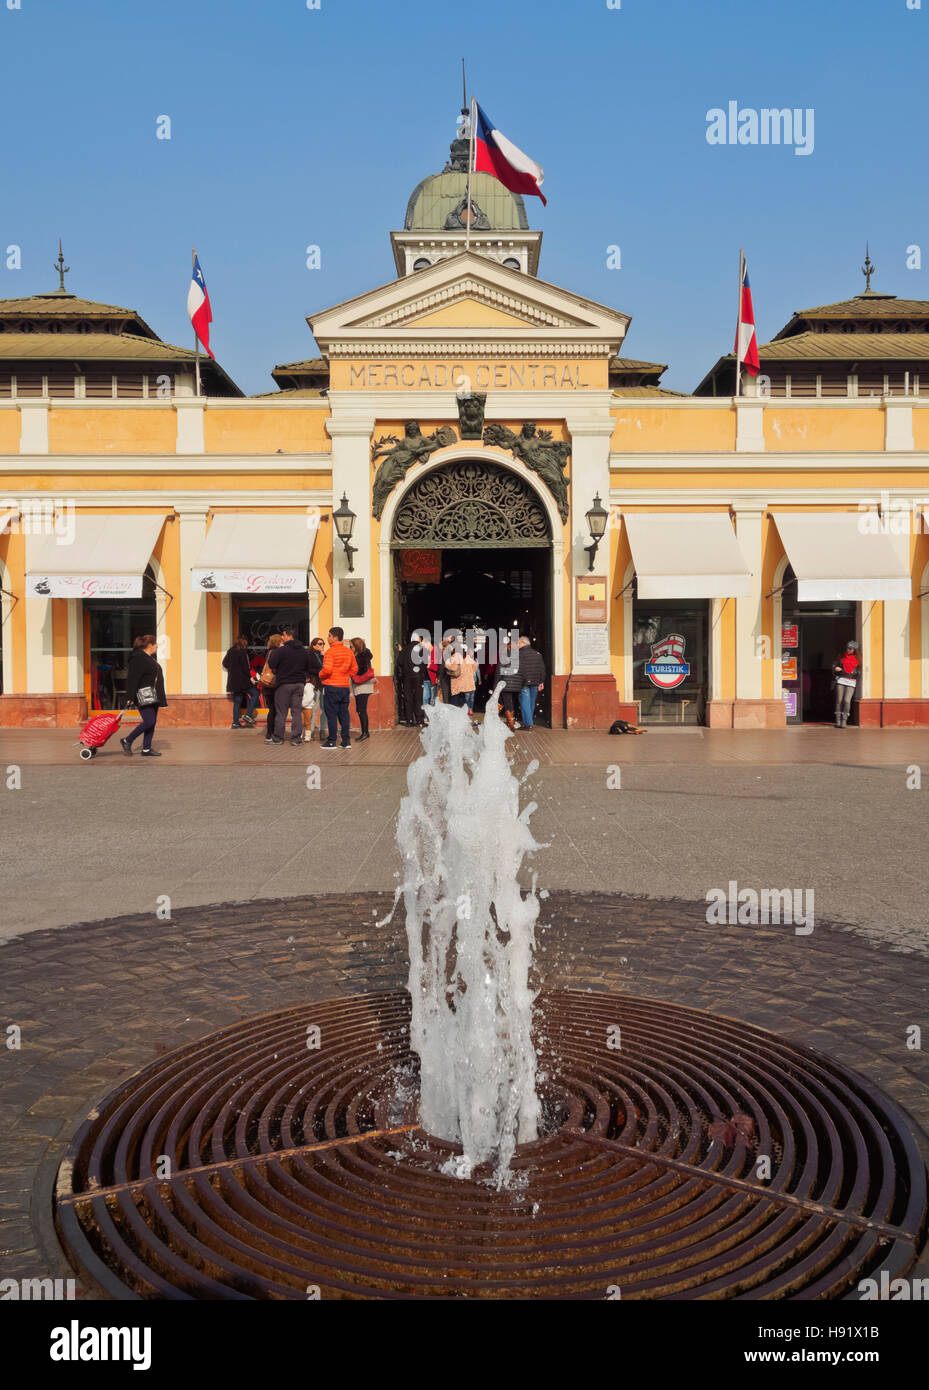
250;386;328;399
609;356;668;373
0;292;157;338
612;385;689;397
0;332;201;360
758;331;929;360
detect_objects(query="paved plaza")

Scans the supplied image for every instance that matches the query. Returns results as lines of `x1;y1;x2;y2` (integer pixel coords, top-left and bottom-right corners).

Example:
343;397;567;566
1;724;928;1295
1;724;928;950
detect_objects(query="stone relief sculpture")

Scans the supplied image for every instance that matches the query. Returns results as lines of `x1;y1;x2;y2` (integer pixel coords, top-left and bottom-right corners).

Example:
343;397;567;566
371;421;457;519
482;421;572;522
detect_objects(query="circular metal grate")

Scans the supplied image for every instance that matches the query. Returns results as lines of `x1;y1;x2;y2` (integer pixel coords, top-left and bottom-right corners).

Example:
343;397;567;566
55;989;927;1300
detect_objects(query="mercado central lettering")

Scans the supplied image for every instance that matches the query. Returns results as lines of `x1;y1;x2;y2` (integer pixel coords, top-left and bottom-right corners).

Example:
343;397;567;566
343;362;595;390
2;118;929;732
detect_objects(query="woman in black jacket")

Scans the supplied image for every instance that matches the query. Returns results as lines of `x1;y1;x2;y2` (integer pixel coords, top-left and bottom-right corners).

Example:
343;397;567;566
120;635;167;757
223;635;259;728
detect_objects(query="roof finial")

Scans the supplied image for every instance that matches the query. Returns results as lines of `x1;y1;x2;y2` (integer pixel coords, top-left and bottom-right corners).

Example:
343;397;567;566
54;238;70;292
862;242;875;294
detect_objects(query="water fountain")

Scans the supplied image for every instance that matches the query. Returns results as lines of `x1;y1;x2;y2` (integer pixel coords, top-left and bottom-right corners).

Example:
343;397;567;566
388;699;541;1185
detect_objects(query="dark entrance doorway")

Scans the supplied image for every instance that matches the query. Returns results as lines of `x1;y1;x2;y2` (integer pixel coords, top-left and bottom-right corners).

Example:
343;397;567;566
390;459;553;725
396;547;551;720
780;566;858;723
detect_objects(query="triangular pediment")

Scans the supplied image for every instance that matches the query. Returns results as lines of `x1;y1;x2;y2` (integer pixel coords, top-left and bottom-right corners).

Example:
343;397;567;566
390;294;553;330
308;252;630;354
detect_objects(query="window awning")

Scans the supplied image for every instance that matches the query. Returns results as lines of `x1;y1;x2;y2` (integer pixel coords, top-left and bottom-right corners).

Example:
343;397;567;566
25;513;166;599
772;512;911;602
623;512;752;598
191;514;317;594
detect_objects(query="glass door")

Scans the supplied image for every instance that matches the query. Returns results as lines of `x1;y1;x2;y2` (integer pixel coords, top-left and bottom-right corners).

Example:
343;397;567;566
632;596;709;725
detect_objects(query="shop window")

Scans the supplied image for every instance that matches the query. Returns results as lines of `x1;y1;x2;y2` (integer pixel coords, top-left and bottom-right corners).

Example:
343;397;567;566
85;566;157;710
234;600;310;663
632;591;709;724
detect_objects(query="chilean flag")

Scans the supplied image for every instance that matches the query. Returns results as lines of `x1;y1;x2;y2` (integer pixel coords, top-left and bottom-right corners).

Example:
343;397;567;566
187;253;214;359
473;102;546;205
735;251;759;377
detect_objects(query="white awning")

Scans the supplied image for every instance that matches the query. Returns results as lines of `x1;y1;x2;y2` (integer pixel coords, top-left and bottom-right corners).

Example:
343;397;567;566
772;512;911;602
25;513;165;599
191;514;317;593
623;512;752;598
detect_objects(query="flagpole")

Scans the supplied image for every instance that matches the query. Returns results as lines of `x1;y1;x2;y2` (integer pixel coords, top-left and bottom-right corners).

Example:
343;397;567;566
465;95;475;253
192;247;201;398
735;247;744;399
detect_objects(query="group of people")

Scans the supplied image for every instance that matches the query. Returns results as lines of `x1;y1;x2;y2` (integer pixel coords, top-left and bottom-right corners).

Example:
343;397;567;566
395;632;546;731
223;626;375;748
117;625;545;760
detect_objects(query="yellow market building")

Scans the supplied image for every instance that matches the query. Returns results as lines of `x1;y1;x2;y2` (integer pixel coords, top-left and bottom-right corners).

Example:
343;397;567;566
2;132;929;731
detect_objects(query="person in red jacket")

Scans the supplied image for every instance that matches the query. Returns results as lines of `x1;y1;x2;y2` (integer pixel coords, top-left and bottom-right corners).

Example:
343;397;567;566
832;640;861;728
319;626;358;749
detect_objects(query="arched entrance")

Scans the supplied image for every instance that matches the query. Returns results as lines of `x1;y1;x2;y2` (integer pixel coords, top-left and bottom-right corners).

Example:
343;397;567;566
389;458;553;723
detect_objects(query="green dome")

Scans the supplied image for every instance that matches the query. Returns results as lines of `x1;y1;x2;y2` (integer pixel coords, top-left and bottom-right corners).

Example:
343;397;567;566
404;138;529;232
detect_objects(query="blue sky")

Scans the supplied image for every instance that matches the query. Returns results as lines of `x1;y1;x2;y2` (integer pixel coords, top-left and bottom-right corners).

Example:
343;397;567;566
2;0;926;394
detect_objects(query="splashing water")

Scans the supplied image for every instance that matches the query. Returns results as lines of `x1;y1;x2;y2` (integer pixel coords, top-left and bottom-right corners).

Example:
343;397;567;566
391;698;542;1187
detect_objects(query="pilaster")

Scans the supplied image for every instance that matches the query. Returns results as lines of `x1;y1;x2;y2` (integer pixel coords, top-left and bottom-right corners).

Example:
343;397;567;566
175;399;205;454
565;409;614;677
176;504;210;692
19;402;49;455
326;411;376;632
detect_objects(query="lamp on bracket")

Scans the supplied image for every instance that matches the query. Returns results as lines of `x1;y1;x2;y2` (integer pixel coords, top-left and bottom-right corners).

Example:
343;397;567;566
332;493;358;573
583;493;609;572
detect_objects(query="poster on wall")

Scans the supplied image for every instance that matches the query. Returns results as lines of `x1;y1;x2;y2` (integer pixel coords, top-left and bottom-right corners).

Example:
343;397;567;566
781;654;798;682
781;624;798;649
574;625;610;666
782;689;798;718
575;576;608;623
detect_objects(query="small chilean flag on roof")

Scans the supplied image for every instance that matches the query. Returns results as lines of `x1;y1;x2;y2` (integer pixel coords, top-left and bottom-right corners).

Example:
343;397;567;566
734;251;759;377
472;101;546;205
187;252;214;359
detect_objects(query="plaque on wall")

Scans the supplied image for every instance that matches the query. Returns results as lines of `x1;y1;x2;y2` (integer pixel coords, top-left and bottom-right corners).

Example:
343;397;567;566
575;576;608;624
575;625;610;666
339;578;364;619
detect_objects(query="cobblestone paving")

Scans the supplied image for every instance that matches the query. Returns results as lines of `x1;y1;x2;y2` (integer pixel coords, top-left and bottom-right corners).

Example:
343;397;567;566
1;890;927;1295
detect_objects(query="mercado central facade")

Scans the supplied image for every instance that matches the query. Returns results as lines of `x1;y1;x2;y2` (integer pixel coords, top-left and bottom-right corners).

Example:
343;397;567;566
2;128;929;729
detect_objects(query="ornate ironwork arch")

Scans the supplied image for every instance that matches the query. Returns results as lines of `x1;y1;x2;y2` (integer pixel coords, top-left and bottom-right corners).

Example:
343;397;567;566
390;460;552;549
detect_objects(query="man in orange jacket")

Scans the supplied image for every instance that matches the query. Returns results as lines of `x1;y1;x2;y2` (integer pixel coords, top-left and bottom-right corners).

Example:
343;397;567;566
319;626;358;748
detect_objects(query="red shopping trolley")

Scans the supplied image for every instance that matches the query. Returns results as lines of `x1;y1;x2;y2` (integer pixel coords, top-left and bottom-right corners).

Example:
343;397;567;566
77;710;125;760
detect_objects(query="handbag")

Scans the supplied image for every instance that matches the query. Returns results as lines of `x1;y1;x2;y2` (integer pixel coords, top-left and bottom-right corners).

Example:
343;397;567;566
353;667;375;686
259;662;276;687
135;685;158;707
301;684;316;710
